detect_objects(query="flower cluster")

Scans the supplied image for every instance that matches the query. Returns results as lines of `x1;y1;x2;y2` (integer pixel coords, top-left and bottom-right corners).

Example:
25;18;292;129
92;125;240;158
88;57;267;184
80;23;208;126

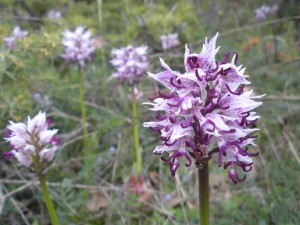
61;26;95;67
160;33;180;51
110;45;148;85
144;33;263;183
3;112;60;168
255;5;278;22
3;26;28;49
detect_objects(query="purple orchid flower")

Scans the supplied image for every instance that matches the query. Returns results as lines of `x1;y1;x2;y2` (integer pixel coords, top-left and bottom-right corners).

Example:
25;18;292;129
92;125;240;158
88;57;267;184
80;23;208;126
3;26;28;49
255;5;278;22
160;33;180;51
110;45;149;85
144;33;264;183
61;26;95;67
3;112;60;167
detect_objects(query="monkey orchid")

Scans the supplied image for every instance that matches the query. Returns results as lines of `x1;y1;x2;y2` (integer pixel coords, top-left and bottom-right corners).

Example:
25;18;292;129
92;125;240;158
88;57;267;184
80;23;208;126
3;112;60;225
144;33;264;225
110;45;149;177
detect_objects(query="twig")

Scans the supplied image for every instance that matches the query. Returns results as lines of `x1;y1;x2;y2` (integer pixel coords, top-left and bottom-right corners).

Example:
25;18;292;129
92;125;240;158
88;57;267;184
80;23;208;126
261;123;281;162
175;174;189;225
85;101;131;123
1;185;30;225
264;95;300;100
1;182;32;200
0;179;162;194
276;117;300;164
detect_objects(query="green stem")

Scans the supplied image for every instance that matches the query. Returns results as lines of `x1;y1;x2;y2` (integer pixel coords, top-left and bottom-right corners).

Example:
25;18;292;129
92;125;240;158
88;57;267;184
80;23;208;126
198;160;209;225
131;86;142;173
78;65;88;140
78;65;90;198
37;172;60;225
97;0;106;70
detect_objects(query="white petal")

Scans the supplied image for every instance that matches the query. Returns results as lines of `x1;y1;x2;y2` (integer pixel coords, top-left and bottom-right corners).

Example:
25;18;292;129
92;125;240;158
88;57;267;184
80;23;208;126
39;129;58;144
14;151;32;167
39;146;57;161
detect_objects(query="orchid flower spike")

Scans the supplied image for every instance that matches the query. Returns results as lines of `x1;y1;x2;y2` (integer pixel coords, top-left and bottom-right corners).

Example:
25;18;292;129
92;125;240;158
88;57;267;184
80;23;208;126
144;33;264;183
160;33;180;51
3;112;60;168
110;45;149;85
61;26;95;67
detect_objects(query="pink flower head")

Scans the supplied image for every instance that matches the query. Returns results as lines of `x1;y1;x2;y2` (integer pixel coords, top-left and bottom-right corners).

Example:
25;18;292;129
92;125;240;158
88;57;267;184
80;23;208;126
3;112;60;167
160;33;180;51
3;26;28;49
144;33;264;183
110;45;149;85
61;26;95;67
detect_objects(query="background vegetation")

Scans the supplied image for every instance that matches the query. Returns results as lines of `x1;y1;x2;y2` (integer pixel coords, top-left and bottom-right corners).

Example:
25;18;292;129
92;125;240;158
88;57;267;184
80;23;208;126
0;0;299;224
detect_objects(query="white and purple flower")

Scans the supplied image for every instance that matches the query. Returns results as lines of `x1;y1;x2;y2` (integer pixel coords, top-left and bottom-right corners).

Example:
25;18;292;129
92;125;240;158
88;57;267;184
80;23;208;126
144;33;264;183
3;112;60;167
47;9;62;20
3;26;28;49
110;45;149;85
61;26;95;67
255;5;278;22
160;33;180;51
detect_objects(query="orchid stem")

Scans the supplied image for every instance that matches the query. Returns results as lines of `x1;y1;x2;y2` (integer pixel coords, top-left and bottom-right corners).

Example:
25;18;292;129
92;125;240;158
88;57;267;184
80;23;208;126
37;171;60;225
131;86;142;173
78;65;88;141
198;160;210;225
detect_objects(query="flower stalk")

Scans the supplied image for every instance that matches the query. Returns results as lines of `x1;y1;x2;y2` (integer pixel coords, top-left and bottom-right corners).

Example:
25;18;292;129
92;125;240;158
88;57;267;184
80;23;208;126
110;45;148;174
131;86;142;173
37;171;60;225
198;159;210;225
78;65;88;140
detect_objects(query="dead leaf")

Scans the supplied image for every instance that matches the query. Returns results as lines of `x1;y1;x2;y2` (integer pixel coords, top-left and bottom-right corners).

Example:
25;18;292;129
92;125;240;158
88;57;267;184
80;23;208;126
149;171;159;186
87;190;109;212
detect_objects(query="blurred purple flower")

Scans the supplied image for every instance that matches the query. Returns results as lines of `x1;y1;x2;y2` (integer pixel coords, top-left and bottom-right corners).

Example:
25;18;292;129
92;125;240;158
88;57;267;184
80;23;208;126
128;87;143;101
255;5;278;22
160;33;180;51
109;146;116;153
47;9;62;20
144;33;264;183
61;26;95;67
3;26;28;49
165;193;171;201
3;112;60;167
110;45;149;85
